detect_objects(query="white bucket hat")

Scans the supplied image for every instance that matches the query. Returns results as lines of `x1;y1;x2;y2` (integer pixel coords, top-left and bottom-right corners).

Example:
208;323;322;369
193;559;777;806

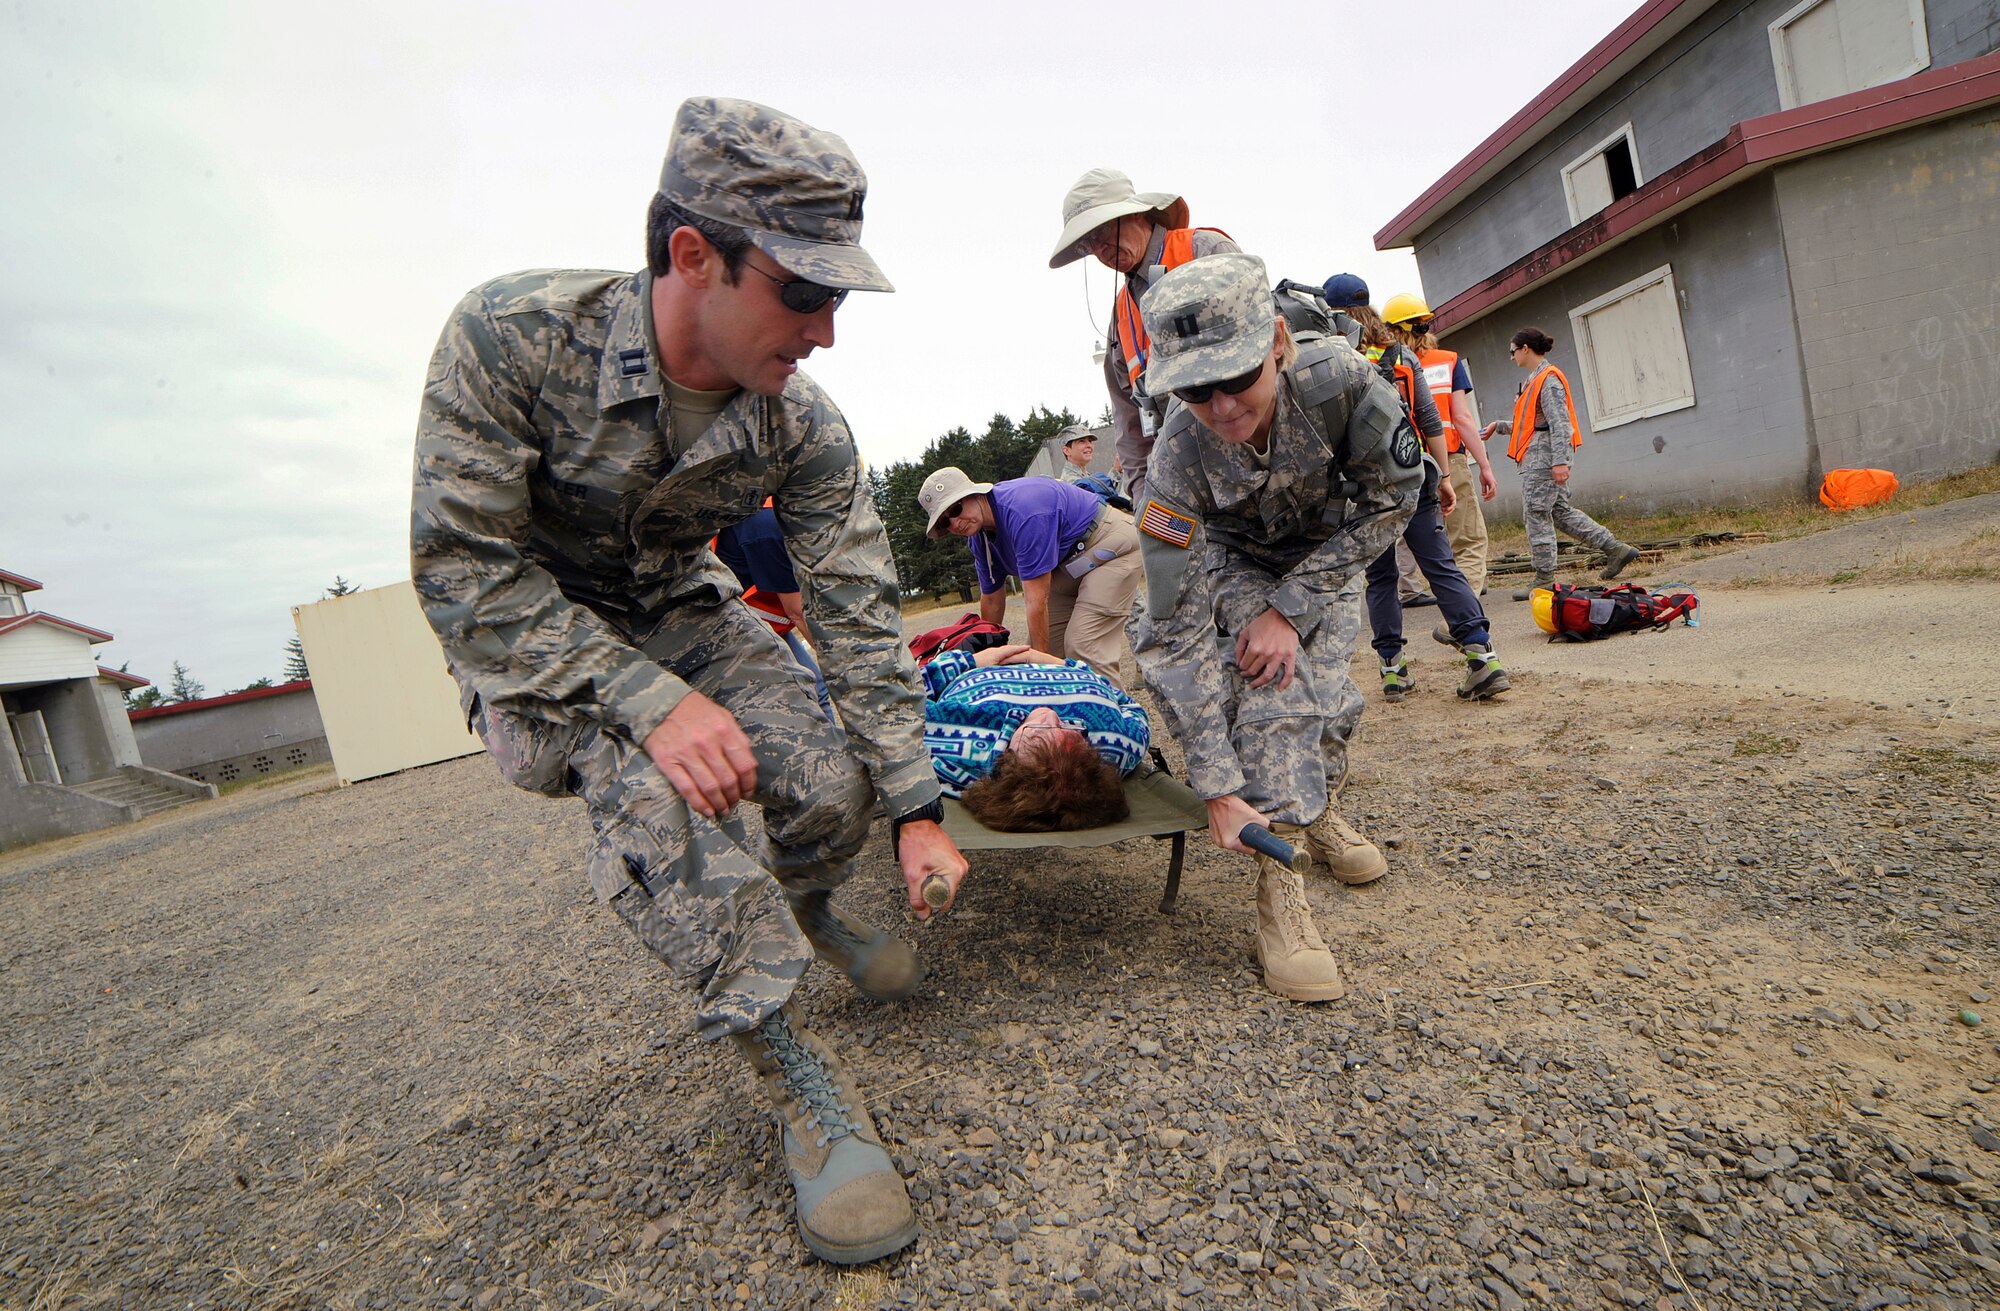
919;466;996;536
1048;168;1186;269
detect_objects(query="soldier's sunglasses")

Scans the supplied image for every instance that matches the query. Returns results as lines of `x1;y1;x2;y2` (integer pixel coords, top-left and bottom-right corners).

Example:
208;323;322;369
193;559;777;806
744;263;848;315
1172;360;1266;405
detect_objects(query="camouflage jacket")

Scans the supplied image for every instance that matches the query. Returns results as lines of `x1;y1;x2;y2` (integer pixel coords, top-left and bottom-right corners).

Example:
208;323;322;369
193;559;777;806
1131;338;1420;800
410;268;940;817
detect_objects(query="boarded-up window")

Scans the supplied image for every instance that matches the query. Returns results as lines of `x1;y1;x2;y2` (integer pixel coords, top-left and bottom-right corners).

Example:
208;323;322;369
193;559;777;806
1770;0;1929;109
1561;124;1642;224
1567;266;1697;430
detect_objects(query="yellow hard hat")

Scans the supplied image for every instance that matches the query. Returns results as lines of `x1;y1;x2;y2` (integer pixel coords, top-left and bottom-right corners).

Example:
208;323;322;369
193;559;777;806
1531;587;1558;635
1383;292;1434;326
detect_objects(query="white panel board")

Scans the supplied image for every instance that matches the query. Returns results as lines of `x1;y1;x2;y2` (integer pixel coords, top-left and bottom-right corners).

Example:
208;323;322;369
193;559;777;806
1568;265;1698;430
293;582;483;785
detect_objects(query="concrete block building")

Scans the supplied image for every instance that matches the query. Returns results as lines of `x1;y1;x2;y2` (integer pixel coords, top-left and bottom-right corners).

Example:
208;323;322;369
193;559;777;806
1375;0;2000;516
1;568;214;850
129;681;331;787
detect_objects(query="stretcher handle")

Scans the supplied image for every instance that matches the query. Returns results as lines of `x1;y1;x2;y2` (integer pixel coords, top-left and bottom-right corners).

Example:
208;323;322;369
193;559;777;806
920;872;953;910
1241;824;1306;872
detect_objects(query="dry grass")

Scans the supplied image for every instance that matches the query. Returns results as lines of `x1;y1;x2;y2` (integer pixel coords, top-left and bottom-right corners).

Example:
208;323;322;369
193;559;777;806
216;761;334;796
1485;457;2000;555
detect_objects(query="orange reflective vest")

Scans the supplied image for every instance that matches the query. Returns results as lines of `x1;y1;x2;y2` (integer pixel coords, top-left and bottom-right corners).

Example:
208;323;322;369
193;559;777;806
1418;348;1463;453
1508;364;1583;463
1114;227;1231;393
1364;344;1422;421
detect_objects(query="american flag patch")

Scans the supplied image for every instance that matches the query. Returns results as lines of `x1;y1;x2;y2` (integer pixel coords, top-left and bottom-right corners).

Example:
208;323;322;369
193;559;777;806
1138;500;1196;548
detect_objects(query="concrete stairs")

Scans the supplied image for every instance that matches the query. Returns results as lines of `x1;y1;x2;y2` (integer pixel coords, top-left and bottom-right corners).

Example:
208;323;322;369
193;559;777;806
68;773;206;819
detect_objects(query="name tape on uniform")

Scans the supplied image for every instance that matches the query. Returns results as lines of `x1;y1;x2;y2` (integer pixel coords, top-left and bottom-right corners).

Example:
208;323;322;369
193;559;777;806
1138;501;1196;549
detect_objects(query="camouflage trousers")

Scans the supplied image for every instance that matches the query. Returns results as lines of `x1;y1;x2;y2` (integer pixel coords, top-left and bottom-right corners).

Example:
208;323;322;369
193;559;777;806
1522;463;1619;574
472;599;871;1040
1210;562;1366;827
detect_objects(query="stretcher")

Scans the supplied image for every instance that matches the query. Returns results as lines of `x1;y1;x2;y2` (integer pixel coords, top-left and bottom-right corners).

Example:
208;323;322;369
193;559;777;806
932;750;1299;914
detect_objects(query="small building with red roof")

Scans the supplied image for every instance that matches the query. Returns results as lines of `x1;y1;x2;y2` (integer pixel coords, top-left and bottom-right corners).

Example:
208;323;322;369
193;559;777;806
1376;0;2000;514
2;569;216;850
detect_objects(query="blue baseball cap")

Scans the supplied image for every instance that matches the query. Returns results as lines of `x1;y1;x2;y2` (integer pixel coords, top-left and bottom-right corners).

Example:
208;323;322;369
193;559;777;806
1321;272;1370;308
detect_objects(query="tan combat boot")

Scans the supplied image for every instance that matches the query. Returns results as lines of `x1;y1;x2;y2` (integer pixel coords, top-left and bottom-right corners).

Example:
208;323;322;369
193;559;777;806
731;1003;919;1264
1255;857;1347;1002
1296;811;1389;885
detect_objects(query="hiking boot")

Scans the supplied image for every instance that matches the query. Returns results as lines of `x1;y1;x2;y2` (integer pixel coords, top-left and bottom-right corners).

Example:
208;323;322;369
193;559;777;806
1293;811;1388;886
1457;644;1511;700
1431;622;1464;653
731;1003;919;1264
1511;570;1555;602
1599;543;1641;580
1402;591;1438;608
1253;856;1347;1002
791;891;923;1002
1379;661;1413;702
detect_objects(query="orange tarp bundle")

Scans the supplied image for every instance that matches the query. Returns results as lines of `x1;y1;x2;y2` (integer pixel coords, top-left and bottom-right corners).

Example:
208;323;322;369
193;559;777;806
1819;468;1899;511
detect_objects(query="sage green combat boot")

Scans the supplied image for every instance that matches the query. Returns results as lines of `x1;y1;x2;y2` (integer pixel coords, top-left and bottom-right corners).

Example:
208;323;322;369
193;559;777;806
1512;570;1555;602
732;1003;919;1264
1599;543;1641;580
790;891;923;1002
1253;855;1347;1002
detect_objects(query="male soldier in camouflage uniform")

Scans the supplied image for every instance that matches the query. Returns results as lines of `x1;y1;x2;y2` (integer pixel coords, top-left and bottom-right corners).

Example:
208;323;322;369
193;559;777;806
410;97;968;1266
1129;254;1422;1003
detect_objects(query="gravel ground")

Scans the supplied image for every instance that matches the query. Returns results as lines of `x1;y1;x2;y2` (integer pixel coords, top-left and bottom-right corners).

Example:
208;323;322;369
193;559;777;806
6;519;1999;1310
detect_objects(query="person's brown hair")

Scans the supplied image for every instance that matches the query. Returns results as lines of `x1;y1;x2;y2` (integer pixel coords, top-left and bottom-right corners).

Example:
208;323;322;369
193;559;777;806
1511;326;1556;355
1349;303;1396;350
960;736;1129;832
1275;318;1298;371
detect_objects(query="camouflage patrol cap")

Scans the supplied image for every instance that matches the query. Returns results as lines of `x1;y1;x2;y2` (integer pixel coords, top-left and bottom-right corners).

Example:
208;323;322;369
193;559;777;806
659;96;893;293
1138;253;1277;397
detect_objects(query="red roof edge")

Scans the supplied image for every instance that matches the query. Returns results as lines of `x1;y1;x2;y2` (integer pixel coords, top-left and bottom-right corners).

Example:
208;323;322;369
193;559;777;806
1432;50;2000;334
0;611;116;644
1375;0;1704;250
127;679;314;721
0;569;45;592
98;665;152;688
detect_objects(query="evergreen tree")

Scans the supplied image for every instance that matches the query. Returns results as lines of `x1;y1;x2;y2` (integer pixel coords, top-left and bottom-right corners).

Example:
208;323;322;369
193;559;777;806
326;576;358;597
128;687;165;711
167;661;205;704
232;677;276;693
283;635;310;682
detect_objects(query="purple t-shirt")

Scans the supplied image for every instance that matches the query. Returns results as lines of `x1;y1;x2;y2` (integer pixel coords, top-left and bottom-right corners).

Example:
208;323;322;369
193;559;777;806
967;478;1104;594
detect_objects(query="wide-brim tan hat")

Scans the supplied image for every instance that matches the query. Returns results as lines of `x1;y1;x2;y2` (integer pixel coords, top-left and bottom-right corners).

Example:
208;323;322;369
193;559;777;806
1048;168;1183;269
919;466;995;536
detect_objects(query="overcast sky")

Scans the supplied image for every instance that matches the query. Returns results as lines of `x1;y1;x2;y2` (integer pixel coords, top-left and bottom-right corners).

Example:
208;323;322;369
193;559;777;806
3;0;1640;694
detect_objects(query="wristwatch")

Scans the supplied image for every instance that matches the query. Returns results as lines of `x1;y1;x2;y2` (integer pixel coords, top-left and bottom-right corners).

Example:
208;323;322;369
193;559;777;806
892;798;946;853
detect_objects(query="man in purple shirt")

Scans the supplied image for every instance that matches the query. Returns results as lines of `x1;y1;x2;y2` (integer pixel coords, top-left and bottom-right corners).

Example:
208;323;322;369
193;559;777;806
916;466;1141;688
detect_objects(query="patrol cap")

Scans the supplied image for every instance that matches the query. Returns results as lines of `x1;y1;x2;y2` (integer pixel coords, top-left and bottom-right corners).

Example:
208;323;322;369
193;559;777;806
1060;424;1096;447
1321;272;1370;308
1138;254;1277;399
659;96;893;293
919;466;996;537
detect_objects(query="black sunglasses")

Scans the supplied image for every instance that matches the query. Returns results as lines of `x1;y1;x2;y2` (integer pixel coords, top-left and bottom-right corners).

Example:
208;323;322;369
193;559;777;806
1172;360;1266;405
744;262;848;314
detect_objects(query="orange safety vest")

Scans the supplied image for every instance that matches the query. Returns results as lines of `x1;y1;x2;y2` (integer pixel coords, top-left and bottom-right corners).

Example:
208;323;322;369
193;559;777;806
1114;227;1231;393
1508;364;1584;463
1418;348;1463;453
1364;343;1422;422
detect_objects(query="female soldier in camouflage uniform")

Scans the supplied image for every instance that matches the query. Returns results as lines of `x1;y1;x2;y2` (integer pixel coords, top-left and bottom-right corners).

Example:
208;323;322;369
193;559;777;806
1129;254;1422;1003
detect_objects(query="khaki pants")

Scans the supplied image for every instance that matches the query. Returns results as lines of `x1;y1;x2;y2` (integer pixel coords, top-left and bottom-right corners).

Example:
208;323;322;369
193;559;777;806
1443;450;1490;595
1046;509;1142;688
